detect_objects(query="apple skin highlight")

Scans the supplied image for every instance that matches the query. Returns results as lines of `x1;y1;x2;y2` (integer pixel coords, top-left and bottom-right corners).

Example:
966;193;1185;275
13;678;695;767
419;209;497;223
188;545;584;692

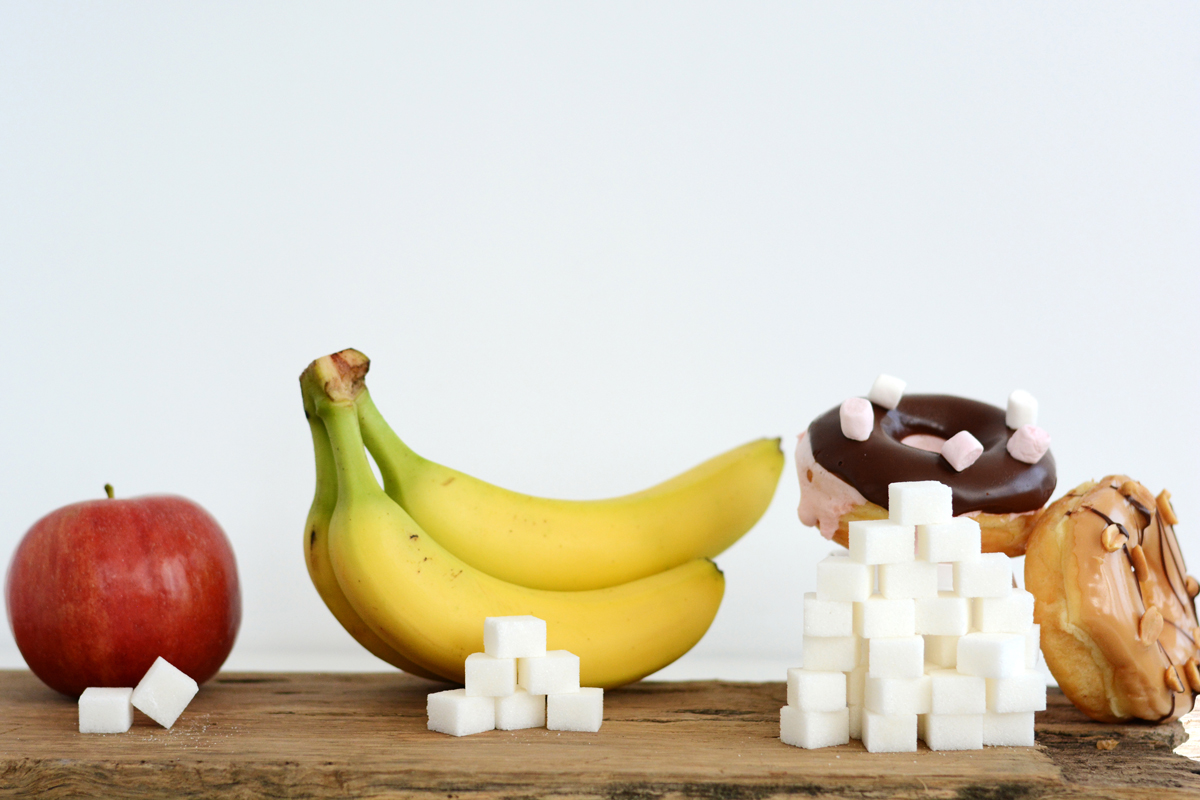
5;493;241;696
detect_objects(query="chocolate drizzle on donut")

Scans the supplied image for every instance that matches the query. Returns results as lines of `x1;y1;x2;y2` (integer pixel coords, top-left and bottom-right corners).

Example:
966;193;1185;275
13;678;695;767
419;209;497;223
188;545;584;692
807;394;1056;516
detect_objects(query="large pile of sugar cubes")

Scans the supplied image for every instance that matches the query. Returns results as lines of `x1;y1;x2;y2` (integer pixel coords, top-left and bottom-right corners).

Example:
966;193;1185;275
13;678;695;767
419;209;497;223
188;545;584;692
427;615;603;736
781;480;1045;752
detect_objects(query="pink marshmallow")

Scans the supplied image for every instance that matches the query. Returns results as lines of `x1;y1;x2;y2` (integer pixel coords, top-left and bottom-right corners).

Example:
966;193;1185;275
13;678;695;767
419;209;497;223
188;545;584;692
840;397;874;441
1007;425;1050;464
941;430;984;472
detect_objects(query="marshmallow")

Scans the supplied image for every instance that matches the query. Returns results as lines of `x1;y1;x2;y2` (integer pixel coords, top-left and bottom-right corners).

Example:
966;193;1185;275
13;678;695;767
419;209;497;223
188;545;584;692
867;374;906;410
941;431;984;472
1007;425;1050;465
1006;390;1038;429
840;397;874;441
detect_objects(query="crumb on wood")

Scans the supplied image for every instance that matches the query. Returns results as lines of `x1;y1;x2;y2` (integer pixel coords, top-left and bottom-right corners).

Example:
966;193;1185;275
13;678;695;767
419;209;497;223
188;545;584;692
1096;738;1119;751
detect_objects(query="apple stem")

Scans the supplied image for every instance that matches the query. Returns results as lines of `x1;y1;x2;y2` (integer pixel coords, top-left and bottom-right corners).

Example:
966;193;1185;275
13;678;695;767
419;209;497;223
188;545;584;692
104;484;114;499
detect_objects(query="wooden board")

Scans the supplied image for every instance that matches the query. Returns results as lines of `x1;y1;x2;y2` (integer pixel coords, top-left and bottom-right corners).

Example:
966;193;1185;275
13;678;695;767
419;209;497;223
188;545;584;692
1;669;1197;799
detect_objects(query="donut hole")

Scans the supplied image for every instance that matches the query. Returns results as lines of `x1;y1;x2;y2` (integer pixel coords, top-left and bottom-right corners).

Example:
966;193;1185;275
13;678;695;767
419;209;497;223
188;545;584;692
900;434;946;453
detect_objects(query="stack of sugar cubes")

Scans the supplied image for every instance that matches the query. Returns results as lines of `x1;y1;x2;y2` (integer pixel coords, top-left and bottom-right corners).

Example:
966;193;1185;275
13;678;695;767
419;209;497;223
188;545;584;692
781;480;1045;752
427;615;603;736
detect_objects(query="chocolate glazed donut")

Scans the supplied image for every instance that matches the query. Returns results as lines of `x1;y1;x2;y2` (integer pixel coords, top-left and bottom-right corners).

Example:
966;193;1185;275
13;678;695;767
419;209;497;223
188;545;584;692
808;394;1056;532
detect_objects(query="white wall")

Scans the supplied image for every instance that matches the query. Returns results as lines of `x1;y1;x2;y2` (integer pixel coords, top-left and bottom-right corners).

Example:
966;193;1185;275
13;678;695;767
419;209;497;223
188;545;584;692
2;2;1197;680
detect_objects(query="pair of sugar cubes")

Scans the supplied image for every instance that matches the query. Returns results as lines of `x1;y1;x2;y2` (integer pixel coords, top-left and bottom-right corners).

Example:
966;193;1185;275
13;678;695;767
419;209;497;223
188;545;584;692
79;656;200;734
427;615;603;736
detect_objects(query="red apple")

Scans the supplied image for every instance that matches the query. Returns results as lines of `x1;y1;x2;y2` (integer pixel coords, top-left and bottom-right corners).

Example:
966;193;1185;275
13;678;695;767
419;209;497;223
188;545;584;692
5;486;241;696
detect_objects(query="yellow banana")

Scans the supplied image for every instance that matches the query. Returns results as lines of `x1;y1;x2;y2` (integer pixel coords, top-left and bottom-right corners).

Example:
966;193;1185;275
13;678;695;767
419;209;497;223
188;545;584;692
300;371;442;681
335;350;782;591
307;355;725;688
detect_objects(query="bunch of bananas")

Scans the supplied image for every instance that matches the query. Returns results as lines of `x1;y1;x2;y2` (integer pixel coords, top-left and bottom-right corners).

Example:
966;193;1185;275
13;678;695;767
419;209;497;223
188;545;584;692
300;349;784;688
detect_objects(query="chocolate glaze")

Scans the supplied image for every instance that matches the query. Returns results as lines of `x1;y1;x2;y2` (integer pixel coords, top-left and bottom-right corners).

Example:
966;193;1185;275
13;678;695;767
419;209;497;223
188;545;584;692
807;394;1056;515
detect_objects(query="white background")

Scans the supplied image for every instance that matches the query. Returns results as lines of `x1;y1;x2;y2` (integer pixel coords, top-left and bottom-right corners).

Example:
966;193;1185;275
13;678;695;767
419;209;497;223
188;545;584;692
2;2;1198;683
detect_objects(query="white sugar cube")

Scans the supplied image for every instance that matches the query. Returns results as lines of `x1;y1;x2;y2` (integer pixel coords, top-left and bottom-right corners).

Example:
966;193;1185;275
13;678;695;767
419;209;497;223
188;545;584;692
915;592;971;636
924;635;960;668
804;593;854;637
953;553;1013;598
130;657;198;729
957;633;1026;678
484;615;547;659
495;688;546;730
518;650;580;695
888;482;953;526
878;561;939;599
848;520;915;565
929;669;986;715
464;653;516;697
864;675;931;715
986;672;1047;713
780;705;850;749
848;665;867;706
972;590;1034;633
862;710;917;753
427;688;496;736
867;374;906;410
1006;390;1038;429
868;636;924;679
78;687;133;734
983;711;1036;747
917;518;982;563
816;556;874;602
802;635;860;672
786;668;847;712
854;595;916;638
546;687;603;732
1025;624;1041;669
921;713;983;751
848;704;863;740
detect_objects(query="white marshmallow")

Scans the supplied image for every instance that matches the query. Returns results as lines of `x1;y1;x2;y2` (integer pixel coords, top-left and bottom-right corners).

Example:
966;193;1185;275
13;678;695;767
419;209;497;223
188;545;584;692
917;517;982;563
518;650;580;695
915;592;971;636
428;689;496;736
780;706;850;749
854;595;916;638
865;675;932;715
804;592;854;637
546;687;603;732
982;711;1036;746
130;657;198;729
972;590;1035;634
986;671;1047;713
941;431;984;472
953;553;1013;598
878;561;939;599
848;520;915;565
921;713;983;751
862;710;917;753
1007;425;1050;464
867;636;925;679
867;374;906;410
78;687;133;734
957;633;1026;679
888;481;953;526
786;668;848;712
484;616;547;659
1006;390;1038;429
840;397;874;441
802;635;860;672
816;555;874;603
464;652;517;697
928;668;987;715
494;689;546;730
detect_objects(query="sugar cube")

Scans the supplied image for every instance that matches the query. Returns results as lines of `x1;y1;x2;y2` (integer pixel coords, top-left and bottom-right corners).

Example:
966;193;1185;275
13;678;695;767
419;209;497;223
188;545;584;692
924;635;960;668
868;636;924;679
840;397;874;441
1006;390;1038;429
848;704;863;740
464;652;517;697
802;635;860;672
867;374;906;410
941;431;984;472
518;650;580;695
982;711;1036;747
495;688;546;730
862;710;917;753
878;561;939;599
546;687;603;732
428;689;496;736
929;668;986;715
484;616;547;659
130;657;198;729
917;518;982;563
864;675;931;715
953;553;1013;598
888;482;953;526
957;633;1026;678
780;705;850;749
786;668;847;712
972;591;1034;634
848;665;867;706
986;672;1047;713
915;592;970;636
804;593;854;637
854;595;916;638
1025;624;1041;669
848;520;915;565
816;556;874;602
78;687;133;734
921;713;983;751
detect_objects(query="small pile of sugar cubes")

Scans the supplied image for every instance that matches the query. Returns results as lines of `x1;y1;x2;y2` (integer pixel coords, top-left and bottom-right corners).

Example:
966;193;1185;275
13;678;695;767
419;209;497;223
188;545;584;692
427;615;603;736
781;480;1045;752
78;656;199;734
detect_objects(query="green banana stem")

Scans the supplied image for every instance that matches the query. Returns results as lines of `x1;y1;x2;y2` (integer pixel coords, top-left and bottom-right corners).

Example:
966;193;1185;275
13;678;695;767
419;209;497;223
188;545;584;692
356;389;424;501
318;396;384;507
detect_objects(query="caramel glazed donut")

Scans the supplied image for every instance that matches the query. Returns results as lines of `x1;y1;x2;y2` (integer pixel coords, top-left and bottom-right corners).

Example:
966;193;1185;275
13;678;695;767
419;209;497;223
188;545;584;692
1025;477;1200;723
797;393;1056;556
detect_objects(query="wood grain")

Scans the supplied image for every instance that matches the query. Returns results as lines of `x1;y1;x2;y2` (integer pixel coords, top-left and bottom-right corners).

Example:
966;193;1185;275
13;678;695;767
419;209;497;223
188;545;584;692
1;670;1197;799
